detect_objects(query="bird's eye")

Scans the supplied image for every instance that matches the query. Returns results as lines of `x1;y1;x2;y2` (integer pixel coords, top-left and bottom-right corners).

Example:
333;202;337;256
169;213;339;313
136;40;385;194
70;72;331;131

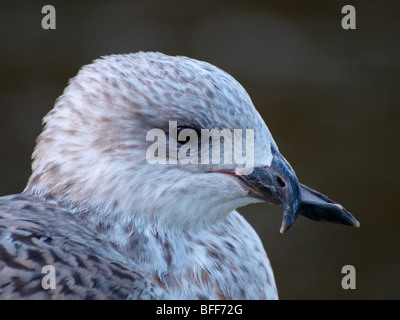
177;125;200;134
176;126;201;145
176;126;188;135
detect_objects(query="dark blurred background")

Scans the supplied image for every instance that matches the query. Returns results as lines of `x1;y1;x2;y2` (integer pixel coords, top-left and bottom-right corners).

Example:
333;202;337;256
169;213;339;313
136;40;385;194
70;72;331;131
0;0;399;299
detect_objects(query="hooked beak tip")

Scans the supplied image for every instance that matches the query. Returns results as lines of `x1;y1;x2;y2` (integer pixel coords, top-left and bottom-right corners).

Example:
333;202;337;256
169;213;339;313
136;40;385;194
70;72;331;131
279;224;288;234
279;204;300;233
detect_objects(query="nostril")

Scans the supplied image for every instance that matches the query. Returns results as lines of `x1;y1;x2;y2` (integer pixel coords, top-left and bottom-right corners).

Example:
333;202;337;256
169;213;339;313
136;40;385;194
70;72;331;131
276;175;286;188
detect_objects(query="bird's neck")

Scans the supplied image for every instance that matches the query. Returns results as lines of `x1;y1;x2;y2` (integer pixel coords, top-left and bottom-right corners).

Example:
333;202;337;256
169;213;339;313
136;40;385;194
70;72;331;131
74;208;276;299
24;191;276;298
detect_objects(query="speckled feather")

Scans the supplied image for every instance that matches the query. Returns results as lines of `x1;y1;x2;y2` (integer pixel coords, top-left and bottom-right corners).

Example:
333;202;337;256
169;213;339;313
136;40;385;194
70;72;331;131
0;194;158;299
1;52;279;299
0;193;276;299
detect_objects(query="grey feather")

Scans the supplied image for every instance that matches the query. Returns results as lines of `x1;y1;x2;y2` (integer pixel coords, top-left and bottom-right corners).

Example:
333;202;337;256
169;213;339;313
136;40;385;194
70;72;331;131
0;194;157;299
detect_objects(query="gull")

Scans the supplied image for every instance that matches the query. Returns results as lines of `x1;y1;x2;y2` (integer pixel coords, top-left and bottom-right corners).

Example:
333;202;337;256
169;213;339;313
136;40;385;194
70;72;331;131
0;52;359;299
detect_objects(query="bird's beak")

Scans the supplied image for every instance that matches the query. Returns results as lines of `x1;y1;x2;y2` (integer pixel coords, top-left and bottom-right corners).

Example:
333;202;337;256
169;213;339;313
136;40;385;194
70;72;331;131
236;148;359;233
236;148;301;233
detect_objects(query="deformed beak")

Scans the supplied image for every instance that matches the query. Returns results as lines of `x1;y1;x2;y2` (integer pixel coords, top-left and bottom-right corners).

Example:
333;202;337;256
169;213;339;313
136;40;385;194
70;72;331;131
236;147;359;233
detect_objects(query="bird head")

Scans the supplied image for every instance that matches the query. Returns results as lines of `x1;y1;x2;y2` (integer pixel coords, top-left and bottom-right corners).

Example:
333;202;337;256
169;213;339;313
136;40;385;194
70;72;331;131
25;52;359;233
